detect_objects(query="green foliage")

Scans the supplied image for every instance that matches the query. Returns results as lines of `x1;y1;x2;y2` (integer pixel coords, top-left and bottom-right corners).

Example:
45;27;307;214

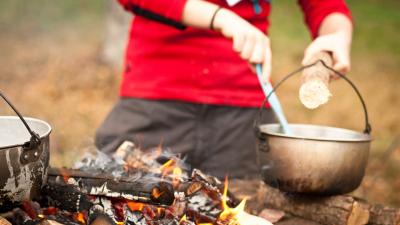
269;0;400;62
1;0;398;60
0;0;106;33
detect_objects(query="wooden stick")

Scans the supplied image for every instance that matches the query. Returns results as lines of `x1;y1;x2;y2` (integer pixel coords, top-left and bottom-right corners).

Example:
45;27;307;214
299;51;333;109
0;216;12;225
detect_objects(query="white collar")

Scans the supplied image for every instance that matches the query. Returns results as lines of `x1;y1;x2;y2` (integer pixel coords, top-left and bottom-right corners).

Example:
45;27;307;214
226;0;242;6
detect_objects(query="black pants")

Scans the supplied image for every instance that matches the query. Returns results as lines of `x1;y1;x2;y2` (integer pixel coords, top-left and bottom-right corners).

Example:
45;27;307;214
95;98;274;179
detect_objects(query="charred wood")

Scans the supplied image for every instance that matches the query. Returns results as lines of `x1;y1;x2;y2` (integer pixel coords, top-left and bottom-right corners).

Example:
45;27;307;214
12;208;32;224
39;182;92;212
48;168;175;206
186;208;217;224
177;181;203;197
191;169;239;207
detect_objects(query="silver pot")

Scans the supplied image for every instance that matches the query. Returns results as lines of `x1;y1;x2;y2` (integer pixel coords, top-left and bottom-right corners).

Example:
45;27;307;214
0;92;51;210
256;61;372;195
258;124;371;195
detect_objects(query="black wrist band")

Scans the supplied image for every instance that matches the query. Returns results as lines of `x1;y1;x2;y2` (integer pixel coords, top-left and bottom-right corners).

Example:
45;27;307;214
210;7;222;30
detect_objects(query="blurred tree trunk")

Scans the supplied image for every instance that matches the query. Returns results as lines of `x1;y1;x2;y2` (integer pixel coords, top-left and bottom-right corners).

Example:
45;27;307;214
101;0;132;69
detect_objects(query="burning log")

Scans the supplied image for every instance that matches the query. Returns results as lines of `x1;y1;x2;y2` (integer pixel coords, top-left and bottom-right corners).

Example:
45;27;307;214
1;208;37;225
41;166;239;224
47;168;175;206
186;209;217;224
177;181;204;197
1;205;85;225
191;169;239;207
2;142;275;225
40;182;92;212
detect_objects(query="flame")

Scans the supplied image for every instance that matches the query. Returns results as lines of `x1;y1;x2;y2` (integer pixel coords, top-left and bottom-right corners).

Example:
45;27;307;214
160;159;183;187
59;168;70;183
157;207;163;215
152;187;164;199
74;212;86;224
38;214;45;219
127;202;144;211
218;177;247;225
160;159;175;176
179;214;187;223
173;167;182;186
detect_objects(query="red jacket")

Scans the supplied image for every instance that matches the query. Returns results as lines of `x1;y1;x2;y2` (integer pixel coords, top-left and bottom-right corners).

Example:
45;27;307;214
118;0;351;107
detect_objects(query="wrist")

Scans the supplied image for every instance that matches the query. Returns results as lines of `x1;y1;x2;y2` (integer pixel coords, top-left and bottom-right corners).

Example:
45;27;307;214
318;13;352;38
212;8;238;32
336;30;352;45
210;7;222;30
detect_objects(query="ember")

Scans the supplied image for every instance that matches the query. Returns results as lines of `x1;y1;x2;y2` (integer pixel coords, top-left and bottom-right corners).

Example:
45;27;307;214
1;141;272;225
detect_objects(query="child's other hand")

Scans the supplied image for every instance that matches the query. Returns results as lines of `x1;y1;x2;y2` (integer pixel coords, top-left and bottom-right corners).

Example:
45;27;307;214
302;31;351;78
302;13;353;79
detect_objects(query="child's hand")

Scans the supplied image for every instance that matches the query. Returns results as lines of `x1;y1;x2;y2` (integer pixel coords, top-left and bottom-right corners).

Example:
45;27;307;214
302;13;353;79
302;31;351;77
213;9;272;83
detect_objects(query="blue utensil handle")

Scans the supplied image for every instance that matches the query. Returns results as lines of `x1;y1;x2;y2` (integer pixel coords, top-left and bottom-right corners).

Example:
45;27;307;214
255;65;292;134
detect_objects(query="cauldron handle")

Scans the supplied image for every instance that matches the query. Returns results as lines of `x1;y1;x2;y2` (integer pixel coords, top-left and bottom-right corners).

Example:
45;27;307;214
254;60;372;140
0;91;41;150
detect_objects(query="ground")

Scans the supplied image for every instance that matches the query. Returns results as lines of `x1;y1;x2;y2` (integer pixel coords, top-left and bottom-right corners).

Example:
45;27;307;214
0;0;399;207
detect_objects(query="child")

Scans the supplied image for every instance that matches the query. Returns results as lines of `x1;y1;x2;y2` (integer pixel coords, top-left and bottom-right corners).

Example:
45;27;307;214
96;0;352;179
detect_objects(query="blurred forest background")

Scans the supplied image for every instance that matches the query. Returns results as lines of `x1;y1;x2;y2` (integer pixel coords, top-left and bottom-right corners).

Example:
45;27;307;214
0;0;399;206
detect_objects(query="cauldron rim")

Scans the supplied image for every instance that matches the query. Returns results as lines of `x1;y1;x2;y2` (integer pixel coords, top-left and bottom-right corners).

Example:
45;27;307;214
259;123;371;143
0;116;52;149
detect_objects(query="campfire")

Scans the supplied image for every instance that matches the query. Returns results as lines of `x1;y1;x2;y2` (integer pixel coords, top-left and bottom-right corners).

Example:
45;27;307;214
1;141;271;225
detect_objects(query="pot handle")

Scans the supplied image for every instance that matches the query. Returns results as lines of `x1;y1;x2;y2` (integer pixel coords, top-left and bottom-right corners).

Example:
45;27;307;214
0;91;41;150
254;60;372;138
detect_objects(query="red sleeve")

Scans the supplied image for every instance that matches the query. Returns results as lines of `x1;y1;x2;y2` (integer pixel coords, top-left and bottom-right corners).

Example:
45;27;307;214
118;0;187;29
298;0;352;39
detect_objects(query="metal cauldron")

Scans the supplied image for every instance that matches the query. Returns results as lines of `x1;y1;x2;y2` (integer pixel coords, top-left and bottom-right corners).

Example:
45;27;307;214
0;91;51;210
255;61;372;195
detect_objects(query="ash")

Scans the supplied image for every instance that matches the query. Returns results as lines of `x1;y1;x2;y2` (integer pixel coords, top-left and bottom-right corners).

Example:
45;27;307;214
1;141;239;225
